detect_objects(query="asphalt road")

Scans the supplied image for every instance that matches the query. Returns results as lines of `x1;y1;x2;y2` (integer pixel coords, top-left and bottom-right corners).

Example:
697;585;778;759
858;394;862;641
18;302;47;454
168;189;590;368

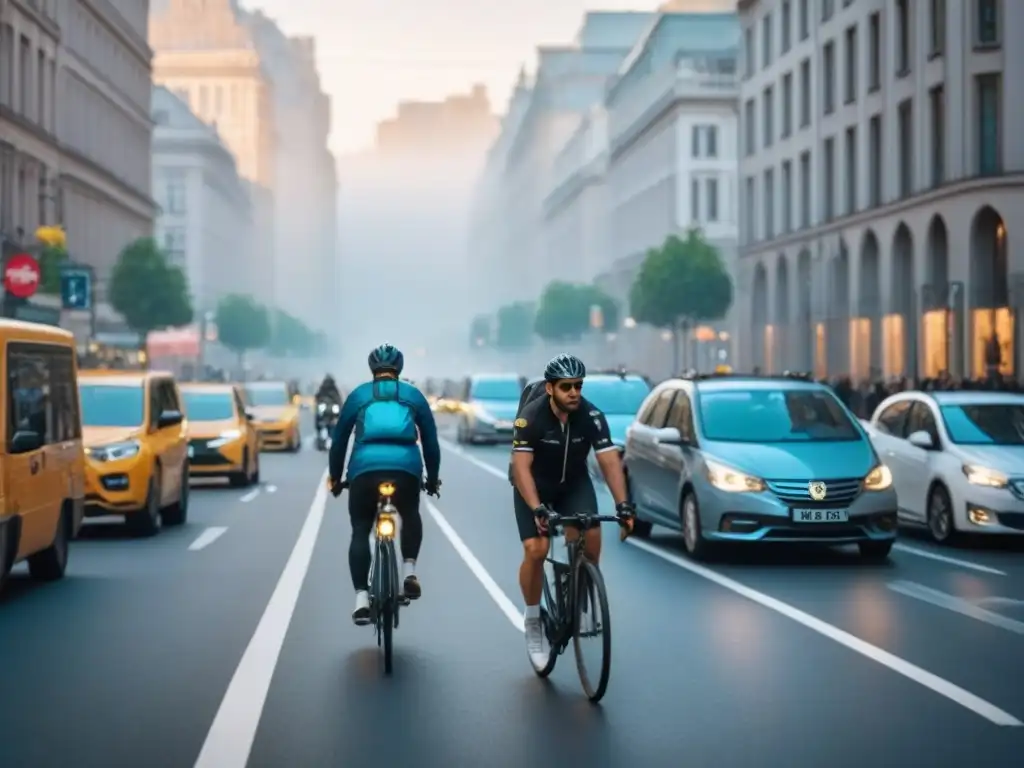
2;415;1023;767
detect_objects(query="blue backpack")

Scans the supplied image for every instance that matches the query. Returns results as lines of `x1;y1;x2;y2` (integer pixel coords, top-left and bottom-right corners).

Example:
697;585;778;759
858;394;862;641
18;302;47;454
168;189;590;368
355;381;418;444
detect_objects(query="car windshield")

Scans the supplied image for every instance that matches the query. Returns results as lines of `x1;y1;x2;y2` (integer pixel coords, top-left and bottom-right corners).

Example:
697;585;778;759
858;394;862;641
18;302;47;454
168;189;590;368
182;391;235;421
245;385;288;406
79;384;144;428
940;404;1024;445
583;378;650;414
471;378;521;400
699;389;860;442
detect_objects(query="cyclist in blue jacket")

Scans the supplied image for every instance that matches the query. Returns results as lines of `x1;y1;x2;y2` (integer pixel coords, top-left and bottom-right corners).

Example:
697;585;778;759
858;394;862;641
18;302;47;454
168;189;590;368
329;343;441;625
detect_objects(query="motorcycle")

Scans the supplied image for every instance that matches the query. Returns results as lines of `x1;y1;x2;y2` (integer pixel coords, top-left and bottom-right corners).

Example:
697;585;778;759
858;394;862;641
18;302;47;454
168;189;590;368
315;400;340;450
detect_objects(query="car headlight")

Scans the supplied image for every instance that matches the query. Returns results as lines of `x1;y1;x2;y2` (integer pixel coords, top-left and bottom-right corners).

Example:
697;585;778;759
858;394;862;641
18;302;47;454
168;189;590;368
208;429;243;448
863;463;893;491
704;458;765;492
962;464;1008;488
317;402;327;412
472;403;495;423
331;404;340;414
86;440;141;462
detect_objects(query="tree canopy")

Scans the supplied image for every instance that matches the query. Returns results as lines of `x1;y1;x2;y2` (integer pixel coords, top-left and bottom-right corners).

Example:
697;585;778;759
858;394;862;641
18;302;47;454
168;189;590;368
495;301;535;349
469;314;491;347
534;281;619;341
109;238;193;341
629;230;732;330
215;294;271;361
269;309;318;357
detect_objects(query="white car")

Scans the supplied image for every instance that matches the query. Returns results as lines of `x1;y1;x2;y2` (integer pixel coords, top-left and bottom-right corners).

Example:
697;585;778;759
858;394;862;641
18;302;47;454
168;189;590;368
864;390;1024;542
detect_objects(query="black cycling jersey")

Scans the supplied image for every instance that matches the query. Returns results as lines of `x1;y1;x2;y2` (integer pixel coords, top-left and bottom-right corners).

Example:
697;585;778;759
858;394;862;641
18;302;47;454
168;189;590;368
509;394;616;489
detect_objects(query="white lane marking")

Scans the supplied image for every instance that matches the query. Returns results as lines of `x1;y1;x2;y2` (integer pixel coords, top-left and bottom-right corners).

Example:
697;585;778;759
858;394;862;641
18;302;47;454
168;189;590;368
627;538;1022;726
423;498;524;632
189;526;228;551
893;543;1006;576
439;437;507;480
239;488;261;503
888;580;1024;635
194;471;329;768
265;485;277;494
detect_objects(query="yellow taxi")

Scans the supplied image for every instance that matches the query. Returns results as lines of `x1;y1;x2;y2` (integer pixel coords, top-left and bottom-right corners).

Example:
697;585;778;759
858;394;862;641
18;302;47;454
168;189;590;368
78;370;190;536
244;381;302;451
0;321;85;594
179;382;260;486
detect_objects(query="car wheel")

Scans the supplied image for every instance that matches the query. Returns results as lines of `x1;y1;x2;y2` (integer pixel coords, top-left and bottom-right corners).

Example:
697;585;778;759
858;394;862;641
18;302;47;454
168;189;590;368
927;484;955;544
129;475;162;537
680;491;713;560
162;464;190;526
27;503;70;581
231;449;251;487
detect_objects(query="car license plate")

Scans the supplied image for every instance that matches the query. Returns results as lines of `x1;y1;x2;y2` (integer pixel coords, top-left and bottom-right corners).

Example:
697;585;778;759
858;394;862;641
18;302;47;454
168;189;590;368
792;508;848;523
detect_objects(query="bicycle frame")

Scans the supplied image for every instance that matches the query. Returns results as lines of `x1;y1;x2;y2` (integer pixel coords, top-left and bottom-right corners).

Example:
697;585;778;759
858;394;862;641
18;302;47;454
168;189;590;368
369;482;402;672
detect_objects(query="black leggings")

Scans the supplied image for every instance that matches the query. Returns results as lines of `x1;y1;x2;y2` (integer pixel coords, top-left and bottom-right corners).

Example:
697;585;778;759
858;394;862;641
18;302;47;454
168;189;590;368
348;470;423;590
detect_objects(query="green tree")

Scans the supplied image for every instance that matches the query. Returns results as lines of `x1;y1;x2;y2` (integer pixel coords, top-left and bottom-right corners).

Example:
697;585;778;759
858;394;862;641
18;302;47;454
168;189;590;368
534;281;619;341
269;309;316;357
629;230;733;371
39;245;68;294
495;301;535;349
469;314;491;347
216;293;271;367
109;238;193;356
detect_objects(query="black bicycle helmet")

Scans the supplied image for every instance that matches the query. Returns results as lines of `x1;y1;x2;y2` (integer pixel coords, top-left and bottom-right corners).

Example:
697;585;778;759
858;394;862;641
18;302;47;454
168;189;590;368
368;343;404;375
544;353;586;382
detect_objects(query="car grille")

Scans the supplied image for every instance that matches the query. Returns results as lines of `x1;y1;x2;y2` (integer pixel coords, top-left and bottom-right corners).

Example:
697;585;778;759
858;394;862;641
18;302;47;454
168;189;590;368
765;477;862;507
996;512;1024;531
189;438;231;466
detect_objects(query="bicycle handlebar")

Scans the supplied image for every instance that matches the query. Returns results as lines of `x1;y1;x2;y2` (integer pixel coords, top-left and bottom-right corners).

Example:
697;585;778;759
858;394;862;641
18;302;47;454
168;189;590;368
330;477;441;497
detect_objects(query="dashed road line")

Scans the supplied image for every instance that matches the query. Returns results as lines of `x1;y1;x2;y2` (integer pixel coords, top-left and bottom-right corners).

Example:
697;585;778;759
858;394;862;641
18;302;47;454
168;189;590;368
188;526;228;551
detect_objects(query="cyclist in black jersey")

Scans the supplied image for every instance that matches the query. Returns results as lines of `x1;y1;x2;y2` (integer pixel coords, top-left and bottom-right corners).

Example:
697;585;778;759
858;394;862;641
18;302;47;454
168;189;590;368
509;353;635;668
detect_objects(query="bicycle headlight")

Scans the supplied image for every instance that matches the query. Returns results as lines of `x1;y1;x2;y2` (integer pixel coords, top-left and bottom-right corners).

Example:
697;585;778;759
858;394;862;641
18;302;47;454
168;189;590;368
376;515;396;538
378;482;395;497
317;402;327;412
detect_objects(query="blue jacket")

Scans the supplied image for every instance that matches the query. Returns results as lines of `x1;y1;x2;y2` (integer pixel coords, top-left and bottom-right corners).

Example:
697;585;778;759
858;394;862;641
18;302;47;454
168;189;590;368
329;378;440;484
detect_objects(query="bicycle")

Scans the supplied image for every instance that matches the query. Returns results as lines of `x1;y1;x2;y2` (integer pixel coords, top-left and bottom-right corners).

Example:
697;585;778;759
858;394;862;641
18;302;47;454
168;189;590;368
333;477;439;675
532;512;628;703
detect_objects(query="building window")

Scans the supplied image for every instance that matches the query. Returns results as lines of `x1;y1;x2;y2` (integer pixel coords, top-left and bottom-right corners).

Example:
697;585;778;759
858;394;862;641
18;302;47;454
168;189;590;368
692;125;718;158
762;14;772;68
763;86;774;147
799;0;809;41
162;227;187;266
895;0;912;76
744;99;756;155
781;160;792;234
897;98;913;197
929;0;945;56
822;41;835;115
821;0;834;22
823;137;835;221
691;178;701;223
868;114;882;206
845;126;857;214
744;27;755;78
781;0;792;53
781;72;793;138
975;0;1000;47
166;181;187;214
706;178;719;222
976;73;1001;175
799;58;811;127
930;85;945;186
744;176;757;243
799;150;811;228
868;12;881;91
844;25;857;104
18;34;29;115
764;168;775;239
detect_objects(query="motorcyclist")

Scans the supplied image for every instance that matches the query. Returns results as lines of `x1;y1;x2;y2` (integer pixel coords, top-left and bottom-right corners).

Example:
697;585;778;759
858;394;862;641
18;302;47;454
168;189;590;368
316;374;342;405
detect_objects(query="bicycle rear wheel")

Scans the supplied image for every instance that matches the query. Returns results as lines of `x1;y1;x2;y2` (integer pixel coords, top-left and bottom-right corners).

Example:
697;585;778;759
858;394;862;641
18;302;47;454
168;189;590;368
532;559;560;677
573;559;611;702
374;539;398;675
381;601;394;674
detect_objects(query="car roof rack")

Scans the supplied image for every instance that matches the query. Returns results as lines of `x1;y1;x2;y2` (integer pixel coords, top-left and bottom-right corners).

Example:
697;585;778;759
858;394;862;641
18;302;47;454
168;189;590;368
679;371;815;382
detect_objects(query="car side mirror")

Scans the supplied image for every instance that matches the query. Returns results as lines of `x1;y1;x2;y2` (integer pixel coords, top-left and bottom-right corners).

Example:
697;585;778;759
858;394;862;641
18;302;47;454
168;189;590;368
157;409;184;429
10;430;42;454
653;426;683;445
244;409;255;421
907;430;935;449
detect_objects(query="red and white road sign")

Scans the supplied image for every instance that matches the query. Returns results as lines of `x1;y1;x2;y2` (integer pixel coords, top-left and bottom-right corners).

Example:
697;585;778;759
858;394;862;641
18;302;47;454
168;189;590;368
3;253;41;299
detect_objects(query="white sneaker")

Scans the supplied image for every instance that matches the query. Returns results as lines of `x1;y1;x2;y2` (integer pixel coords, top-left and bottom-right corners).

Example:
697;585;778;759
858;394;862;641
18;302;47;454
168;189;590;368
352;590;371;625
525;617;549;669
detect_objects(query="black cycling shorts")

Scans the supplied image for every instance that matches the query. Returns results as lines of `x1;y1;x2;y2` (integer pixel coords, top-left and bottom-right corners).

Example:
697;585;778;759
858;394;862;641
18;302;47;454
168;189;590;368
512;479;599;542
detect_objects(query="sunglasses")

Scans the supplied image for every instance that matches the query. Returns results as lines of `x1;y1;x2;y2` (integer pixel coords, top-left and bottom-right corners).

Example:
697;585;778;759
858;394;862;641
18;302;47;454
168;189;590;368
556;381;584;392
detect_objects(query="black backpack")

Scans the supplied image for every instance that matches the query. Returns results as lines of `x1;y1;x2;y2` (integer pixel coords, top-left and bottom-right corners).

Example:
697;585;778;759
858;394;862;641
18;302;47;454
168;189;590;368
515;379;547;419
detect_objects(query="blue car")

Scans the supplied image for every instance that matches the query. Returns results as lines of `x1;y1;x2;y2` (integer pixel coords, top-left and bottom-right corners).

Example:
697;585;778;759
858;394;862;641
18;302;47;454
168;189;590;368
623;374;898;561
455;373;525;444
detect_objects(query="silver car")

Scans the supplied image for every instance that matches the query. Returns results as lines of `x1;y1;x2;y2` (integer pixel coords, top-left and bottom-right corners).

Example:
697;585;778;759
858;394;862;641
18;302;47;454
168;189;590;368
455;373;525;444
623;375;899;561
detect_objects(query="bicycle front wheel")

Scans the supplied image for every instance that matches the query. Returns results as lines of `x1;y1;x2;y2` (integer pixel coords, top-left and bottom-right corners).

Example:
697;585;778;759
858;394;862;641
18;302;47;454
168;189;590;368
572;559;611;702
532;560;560;677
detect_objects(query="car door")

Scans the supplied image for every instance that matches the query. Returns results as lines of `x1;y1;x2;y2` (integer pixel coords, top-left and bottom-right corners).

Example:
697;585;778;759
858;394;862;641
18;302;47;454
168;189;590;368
899;401;942;519
654;391;695;517
628;389;677;519
233;387;256;460
872;400;914;508
162;379;188;502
